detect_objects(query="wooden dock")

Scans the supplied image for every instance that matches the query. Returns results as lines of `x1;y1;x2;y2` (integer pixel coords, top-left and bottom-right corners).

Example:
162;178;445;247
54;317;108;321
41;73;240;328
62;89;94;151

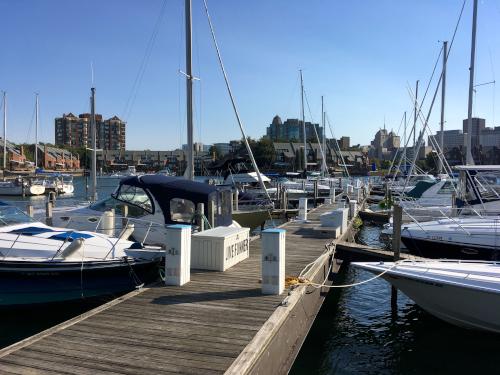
0;202;357;375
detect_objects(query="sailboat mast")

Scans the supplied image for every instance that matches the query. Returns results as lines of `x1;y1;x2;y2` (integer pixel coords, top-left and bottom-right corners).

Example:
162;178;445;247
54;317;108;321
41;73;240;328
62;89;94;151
185;0;194;180
90;87;97;202
2;92;6;171
35;93;39;169
439;41;447;174
466;0;478;165
413;80;419;152
300;70;306;172
322;95;326;176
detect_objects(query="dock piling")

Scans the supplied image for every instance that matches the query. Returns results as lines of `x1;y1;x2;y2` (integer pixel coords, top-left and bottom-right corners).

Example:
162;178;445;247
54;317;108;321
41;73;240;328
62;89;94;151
298;197;308;221
261;228;286;295
26;204;34;218
45;201;53;226
165;224;191;286
196;202;205;232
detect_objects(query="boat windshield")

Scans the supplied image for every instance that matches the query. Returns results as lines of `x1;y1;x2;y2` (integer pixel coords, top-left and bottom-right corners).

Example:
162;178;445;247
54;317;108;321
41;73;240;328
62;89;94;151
0;206;35;226
111;184;154;214
89;196;150;217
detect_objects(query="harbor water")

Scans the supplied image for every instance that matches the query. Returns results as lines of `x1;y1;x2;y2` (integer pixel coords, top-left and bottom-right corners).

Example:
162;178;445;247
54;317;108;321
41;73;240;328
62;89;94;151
290;223;500;375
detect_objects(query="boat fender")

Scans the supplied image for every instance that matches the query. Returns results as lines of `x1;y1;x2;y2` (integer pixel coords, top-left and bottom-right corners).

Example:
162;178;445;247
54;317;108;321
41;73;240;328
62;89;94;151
60;238;85;259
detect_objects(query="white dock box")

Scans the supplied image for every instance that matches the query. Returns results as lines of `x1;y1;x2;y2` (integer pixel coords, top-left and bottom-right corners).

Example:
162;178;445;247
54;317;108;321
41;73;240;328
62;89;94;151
191;226;250;271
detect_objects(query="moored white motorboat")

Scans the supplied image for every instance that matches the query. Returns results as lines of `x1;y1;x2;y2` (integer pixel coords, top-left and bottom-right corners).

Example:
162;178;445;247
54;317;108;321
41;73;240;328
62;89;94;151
400;216;500;260
353;260;500;333
0;203;162;307
0;179;45;196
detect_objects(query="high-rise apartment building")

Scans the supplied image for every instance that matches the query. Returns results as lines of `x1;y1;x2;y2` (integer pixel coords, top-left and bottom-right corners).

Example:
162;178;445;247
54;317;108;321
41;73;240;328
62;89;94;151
266;115;323;142
55;113;126;151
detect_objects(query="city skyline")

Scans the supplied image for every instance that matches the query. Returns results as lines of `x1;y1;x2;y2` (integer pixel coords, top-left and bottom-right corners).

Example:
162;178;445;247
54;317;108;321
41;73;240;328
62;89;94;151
0;0;499;150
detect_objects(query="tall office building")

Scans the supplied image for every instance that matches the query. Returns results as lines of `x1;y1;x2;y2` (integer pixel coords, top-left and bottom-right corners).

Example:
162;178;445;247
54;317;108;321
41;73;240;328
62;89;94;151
266;115;323;142
55;113;126;151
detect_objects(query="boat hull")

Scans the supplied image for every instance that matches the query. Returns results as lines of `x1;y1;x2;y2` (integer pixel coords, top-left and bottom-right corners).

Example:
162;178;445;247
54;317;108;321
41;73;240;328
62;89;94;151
0;258;160;307
232;209;269;231
400;236;500;260
383;272;500;332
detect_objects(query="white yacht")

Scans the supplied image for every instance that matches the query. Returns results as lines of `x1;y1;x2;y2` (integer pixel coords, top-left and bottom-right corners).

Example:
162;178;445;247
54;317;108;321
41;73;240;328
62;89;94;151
353;260;500;333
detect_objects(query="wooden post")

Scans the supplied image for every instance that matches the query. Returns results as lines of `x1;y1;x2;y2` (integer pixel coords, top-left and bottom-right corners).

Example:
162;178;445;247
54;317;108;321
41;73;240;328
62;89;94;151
121;204;129;229
313;179;318;207
391;203;402;311
451;191;457;217
49;191;56;206
392;204;402;261
208;200;215;228
45;201;53;226
26;204;34;218
233;190;239;212
196;202;205;232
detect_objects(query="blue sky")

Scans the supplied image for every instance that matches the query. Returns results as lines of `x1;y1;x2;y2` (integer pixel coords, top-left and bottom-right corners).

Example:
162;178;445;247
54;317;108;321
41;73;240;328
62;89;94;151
0;0;499;149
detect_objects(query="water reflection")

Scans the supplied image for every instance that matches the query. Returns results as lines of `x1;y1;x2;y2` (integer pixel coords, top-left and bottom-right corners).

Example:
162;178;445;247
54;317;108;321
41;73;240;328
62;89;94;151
291;223;500;375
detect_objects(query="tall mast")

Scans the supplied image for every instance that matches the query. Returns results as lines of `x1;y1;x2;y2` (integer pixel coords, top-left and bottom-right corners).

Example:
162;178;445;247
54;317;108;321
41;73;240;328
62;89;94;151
90;87;97;202
35;93;39;169
300;70;306;172
185;0;194;180
413;80;419;151
466;0;478;165
2;92;6;171
403;111;407;169
322;95;326;176
439;41;448;174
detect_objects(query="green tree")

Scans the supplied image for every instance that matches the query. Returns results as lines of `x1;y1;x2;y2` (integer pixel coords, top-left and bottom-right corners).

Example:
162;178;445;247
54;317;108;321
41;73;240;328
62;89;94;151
208;145;219;161
253;137;276;169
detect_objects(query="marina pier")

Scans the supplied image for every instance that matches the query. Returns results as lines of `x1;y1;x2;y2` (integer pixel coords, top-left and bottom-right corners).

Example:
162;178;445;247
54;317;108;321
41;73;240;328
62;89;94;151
0;197;365;375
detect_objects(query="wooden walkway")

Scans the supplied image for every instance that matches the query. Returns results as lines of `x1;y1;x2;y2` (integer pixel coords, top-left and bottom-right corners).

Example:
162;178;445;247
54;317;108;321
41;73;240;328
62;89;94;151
0;204;342;375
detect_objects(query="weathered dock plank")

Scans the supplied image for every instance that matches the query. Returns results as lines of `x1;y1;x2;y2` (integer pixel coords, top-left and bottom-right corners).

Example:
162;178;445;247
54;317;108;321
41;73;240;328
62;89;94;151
0;202;352;375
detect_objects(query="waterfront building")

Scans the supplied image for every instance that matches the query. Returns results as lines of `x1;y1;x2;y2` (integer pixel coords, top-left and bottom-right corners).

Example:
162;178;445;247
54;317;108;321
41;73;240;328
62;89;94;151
0;139;27;169
35;144;80;170
96;149;211;175
213;143;232;156
369;128;400;160
428;118;500;164
55;113;126;151
266;115;323;143
339;136;350;150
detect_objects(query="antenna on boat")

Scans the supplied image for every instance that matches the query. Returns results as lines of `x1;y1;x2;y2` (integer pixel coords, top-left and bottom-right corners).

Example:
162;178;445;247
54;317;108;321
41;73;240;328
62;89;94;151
35;92;39;171
465;0;478;165
2;91;6;171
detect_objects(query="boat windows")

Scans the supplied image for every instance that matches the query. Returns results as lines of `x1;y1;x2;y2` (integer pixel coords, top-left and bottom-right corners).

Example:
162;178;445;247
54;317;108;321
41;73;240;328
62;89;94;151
0;206;35;226
90;197;149;217
437;181;456;194
112;185;154;214
170;198;195;223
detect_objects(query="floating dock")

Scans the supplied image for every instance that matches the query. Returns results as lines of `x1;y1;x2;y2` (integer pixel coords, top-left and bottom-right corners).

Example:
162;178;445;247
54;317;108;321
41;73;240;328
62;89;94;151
0;200;365;375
